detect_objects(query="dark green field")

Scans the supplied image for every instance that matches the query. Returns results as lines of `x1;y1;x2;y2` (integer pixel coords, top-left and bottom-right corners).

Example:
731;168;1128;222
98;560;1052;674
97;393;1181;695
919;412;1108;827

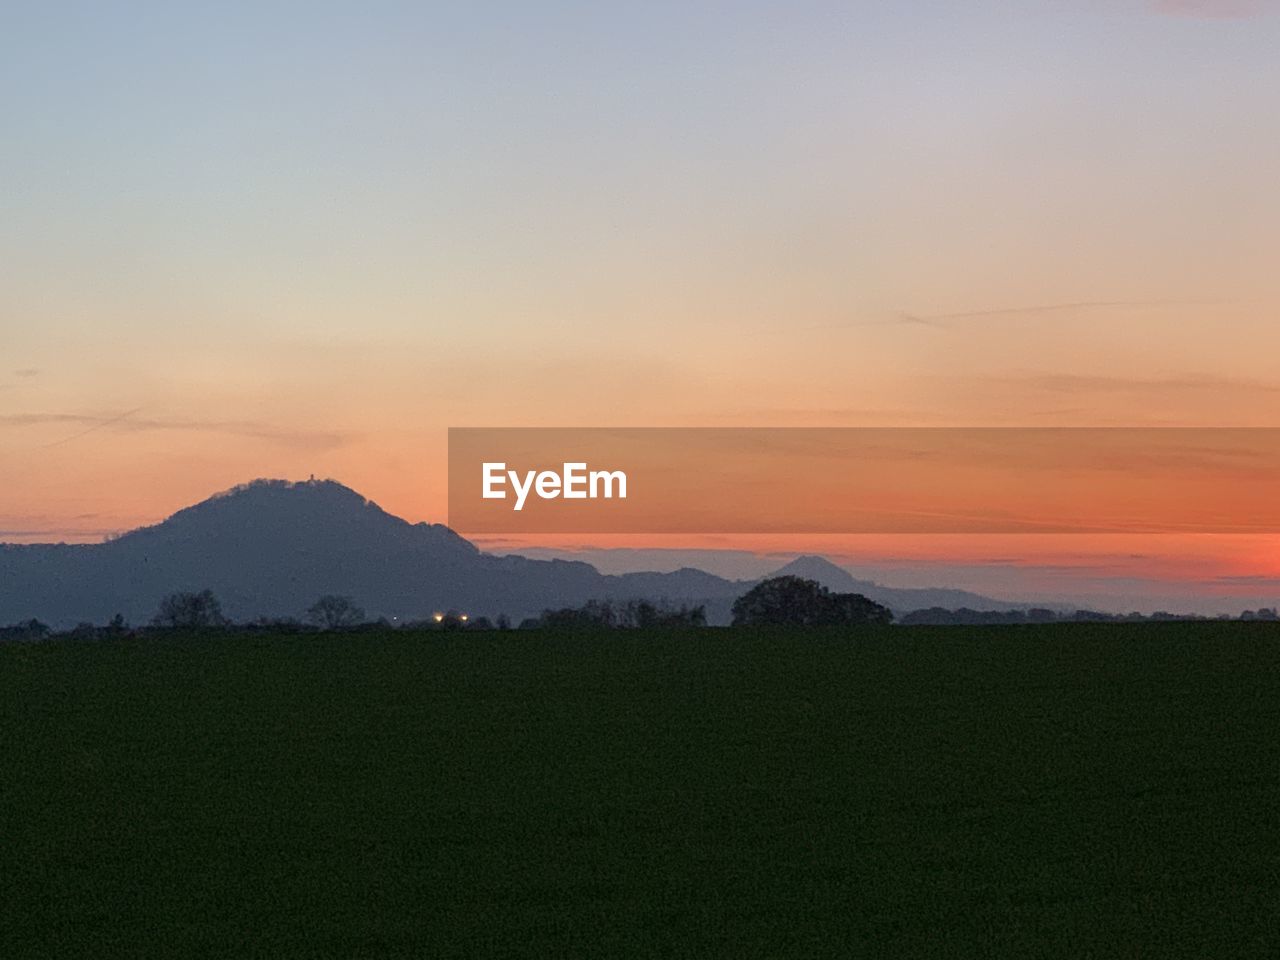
3;625;1279;958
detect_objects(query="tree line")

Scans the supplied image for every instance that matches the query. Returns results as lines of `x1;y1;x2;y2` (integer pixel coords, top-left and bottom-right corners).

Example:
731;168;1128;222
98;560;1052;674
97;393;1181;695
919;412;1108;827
3;575;1277;641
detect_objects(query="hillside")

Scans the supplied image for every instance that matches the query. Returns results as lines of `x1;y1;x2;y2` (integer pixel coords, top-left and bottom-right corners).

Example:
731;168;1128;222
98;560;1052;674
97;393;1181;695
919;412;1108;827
0;479;1017;627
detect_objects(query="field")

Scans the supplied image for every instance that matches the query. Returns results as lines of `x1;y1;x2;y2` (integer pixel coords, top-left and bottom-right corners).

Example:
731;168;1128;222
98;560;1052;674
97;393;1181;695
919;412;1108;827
3;625;1280;958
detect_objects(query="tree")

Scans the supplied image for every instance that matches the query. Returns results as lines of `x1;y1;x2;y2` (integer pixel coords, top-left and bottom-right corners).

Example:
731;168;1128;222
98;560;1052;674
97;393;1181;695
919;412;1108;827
621;599;706;628
826;590;894;626
731;576;892;627
152;590;228;629
306;595;365;630
536;599;707;629
0;619;51;642
539;600;617;629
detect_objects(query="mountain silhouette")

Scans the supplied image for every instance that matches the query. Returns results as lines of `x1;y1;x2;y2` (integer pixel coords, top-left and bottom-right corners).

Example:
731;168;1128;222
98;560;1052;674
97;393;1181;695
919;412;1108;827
769;555;1022;615
0;479;1018;627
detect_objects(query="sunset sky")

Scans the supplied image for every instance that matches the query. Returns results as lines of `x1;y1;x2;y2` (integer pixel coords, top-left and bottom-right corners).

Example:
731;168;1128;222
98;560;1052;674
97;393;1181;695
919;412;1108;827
3;1;1278;609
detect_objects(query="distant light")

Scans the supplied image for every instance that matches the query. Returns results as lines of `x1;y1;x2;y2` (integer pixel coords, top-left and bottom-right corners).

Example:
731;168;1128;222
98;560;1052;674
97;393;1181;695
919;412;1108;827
460;614;469;622
433;613;444;623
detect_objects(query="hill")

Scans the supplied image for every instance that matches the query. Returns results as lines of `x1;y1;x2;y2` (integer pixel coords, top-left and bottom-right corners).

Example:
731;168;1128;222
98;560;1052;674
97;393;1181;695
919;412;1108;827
770;555;1025;614
0;479;1018;627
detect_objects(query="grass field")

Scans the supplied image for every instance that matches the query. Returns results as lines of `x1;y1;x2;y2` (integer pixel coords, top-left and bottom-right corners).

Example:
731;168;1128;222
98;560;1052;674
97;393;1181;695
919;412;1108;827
3;625;1280;958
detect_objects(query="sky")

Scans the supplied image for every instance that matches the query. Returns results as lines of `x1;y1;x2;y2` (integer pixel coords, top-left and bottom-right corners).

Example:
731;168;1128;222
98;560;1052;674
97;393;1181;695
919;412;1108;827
2;1;1278;609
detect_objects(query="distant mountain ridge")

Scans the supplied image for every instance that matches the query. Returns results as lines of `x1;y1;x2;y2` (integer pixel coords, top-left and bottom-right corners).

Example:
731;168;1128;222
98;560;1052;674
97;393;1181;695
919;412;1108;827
0;478;1020;627
768;556;1025;615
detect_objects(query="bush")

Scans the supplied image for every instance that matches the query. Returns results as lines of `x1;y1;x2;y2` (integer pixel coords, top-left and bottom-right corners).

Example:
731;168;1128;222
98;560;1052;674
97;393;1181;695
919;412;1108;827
731;576;892;627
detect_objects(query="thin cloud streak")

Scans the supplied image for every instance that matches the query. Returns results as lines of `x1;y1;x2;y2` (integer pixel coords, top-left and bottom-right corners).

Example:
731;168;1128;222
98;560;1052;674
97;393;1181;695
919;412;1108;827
821;300;1217;331
992;373;1280;396
1152;0;1272;19
805;313;945;331
906;300;1216;325
1;412;354;450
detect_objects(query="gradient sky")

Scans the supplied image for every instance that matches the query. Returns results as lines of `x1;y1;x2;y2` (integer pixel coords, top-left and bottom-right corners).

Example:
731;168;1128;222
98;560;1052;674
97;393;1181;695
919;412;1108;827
3;1;1278;608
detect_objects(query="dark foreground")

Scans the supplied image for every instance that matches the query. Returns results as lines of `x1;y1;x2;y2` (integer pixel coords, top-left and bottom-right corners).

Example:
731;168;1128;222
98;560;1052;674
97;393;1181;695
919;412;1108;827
3;625;1279;958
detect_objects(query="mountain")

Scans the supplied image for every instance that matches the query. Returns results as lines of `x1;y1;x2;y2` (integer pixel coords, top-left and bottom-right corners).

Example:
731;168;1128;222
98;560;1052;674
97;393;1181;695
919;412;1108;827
768;556;1024;614
0;479;1018;628
0;480;739;627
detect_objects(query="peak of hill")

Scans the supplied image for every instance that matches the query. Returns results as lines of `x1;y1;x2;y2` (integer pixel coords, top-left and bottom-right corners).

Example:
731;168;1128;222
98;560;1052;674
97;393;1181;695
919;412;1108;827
769;555;869;592
116;478;474;554
765;555;1022;614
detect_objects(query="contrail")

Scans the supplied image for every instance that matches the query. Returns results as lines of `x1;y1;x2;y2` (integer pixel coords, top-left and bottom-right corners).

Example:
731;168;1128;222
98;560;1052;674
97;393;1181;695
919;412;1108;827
806;312;946;331
889;311;949;328
40;408;143;448
914;300;1212;323
820;299;1218;331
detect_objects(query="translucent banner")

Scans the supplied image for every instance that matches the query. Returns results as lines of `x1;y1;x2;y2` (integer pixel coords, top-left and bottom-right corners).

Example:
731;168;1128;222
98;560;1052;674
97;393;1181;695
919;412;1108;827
447;428;1280;534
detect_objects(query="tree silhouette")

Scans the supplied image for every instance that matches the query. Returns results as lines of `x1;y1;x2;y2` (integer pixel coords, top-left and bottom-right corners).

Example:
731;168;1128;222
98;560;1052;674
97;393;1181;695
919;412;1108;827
152;590;227;629
534;599;706;629
306;595;365;630
731;576;892;627
0;619;50;641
